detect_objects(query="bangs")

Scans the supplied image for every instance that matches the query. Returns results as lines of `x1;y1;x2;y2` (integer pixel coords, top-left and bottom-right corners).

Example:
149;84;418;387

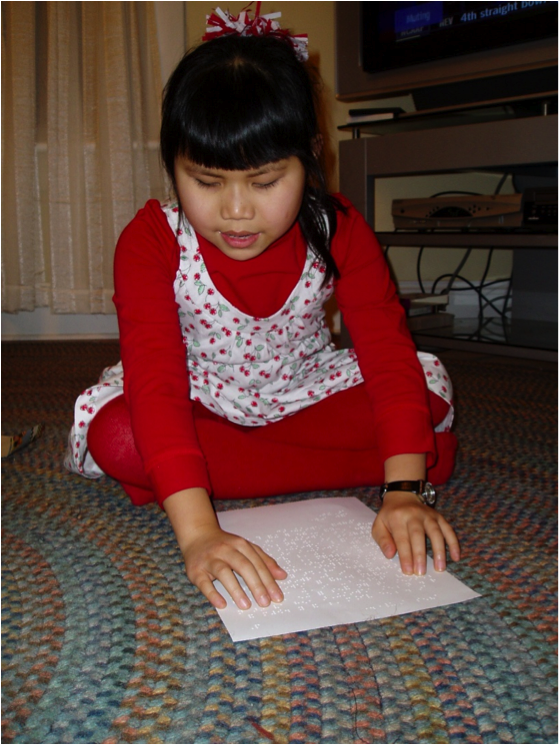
161;36;318;175
180;68;313;171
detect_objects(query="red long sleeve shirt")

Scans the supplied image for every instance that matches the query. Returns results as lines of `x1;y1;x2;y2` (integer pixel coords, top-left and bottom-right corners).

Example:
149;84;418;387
113;195;435;502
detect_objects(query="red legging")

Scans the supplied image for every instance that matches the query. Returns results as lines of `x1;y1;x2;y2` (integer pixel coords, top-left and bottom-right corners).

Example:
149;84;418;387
87;385;457;506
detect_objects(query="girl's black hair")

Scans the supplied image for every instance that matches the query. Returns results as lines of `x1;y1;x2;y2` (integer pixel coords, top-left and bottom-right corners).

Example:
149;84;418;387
160;33;342;282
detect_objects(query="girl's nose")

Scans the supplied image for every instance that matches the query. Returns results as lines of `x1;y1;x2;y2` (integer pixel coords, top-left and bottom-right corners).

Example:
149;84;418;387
220;185;255;221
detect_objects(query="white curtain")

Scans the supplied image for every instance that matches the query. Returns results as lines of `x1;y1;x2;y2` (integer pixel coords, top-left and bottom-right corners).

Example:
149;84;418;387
2;1;166;314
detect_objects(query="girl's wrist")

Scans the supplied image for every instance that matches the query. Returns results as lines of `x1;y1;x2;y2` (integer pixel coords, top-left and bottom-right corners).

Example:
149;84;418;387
163;487;218;550
383;453;426;483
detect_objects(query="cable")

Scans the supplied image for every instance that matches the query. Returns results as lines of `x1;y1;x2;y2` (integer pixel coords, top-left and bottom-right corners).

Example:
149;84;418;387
441;248;473;295
475;247;495;320
494;173;511;194
416;246;426;294
431;273;512;321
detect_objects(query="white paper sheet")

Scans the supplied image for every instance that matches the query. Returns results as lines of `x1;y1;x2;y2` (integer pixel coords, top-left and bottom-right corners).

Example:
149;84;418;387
215;497;479;642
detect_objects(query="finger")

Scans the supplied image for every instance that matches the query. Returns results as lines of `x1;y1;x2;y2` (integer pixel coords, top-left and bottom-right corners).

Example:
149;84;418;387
235;543;288;605
188;533;273;608
187;549;254;610
219;545;283;608
438;516;461;562
252;543;288;580
371;516;398;561
187;556;252;609
425;518;448;572
211;562;256;610
251;544;287;602
407;521;429;575
424;514;461;571
195;574;230;610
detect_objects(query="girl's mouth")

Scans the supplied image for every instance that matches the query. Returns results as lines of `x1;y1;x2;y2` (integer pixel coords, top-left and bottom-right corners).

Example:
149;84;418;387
220;231;260;249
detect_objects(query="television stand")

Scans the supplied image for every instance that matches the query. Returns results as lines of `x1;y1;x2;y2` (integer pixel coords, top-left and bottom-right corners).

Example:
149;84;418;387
339;96;557;139
338;113;558;361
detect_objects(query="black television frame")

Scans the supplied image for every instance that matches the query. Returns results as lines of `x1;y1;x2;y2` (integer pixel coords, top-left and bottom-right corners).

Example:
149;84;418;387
336;1;558;111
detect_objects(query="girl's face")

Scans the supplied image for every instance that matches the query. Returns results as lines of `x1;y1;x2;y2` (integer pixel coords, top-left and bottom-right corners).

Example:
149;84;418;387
174;156;306;261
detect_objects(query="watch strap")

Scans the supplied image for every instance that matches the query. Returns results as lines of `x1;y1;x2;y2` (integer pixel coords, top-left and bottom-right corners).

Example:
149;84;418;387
379;480;437;506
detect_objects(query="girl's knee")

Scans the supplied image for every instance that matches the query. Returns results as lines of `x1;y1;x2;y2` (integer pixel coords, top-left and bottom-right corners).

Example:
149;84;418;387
87;395;130;450
87;395;144;485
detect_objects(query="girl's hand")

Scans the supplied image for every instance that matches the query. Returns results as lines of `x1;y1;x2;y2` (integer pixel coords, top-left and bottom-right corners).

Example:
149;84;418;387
372;491;460;575
163;487;286;610
181;525;287;610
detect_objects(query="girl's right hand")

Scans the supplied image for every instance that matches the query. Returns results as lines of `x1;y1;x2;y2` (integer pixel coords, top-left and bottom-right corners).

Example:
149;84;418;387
163;487;287;609
182;525;287;610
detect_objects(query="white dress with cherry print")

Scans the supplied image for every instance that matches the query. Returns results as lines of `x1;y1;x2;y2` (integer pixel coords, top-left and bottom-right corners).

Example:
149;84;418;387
65;203;453;478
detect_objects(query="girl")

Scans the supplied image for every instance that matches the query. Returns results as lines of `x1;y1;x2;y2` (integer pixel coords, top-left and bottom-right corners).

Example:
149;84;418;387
66;9;460;613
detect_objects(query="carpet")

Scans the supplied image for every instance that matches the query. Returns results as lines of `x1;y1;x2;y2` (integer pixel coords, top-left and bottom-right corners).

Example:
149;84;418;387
2;341;557;744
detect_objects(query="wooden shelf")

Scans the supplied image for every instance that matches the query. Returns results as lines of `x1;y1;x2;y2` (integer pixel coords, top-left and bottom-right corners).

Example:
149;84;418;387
377;232;557;248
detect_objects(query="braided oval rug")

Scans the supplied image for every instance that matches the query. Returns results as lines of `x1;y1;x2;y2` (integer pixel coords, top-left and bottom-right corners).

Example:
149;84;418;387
2;341;557;744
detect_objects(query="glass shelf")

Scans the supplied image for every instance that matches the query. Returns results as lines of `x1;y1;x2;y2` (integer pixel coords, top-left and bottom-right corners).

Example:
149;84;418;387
413;317;558;361
339;98;558;138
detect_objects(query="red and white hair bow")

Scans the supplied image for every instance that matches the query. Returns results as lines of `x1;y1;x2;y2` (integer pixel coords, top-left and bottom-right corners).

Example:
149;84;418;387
203;2;309;62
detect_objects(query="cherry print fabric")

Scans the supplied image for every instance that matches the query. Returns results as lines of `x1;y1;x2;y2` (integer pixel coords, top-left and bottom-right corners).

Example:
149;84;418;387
417;352;453;432
165;202;363;426
64;364;125;478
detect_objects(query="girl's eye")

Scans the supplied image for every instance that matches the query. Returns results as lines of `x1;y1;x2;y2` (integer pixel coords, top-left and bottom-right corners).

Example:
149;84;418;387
195;179;219;189
254;179;279;190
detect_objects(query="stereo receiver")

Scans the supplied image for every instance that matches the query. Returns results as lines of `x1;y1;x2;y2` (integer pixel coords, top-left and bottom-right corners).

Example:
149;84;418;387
392;194;522;229
392;189;558;230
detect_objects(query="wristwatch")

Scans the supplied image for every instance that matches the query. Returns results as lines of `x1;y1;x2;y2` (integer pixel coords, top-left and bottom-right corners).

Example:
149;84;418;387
379;480;437;507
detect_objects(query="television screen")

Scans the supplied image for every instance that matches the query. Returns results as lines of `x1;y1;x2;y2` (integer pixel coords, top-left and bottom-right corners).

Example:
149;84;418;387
362;1;558;74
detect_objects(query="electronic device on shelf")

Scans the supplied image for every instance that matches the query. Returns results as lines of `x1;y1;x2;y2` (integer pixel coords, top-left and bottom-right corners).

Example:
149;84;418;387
392;189;558;231
392;194;523;229
522;187;558;229
336;2;558;113
399;293;453;332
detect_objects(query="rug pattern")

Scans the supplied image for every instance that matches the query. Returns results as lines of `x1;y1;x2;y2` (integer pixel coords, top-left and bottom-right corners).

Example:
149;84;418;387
2;342;557;744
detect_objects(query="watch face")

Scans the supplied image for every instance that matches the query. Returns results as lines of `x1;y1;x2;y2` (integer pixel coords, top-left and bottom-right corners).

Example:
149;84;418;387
423;482;437;506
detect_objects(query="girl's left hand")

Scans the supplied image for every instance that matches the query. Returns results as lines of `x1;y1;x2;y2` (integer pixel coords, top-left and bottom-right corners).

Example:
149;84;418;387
372;491;460;575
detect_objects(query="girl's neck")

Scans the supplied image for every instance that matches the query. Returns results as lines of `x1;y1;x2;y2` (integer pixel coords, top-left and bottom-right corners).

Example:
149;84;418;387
194;223;306;318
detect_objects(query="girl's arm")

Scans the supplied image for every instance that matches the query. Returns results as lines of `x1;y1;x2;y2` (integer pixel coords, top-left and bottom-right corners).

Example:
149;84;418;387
115;204;285;607
331;198;460;572
164;488;287;609
333;220;439;470
372;453;460;574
